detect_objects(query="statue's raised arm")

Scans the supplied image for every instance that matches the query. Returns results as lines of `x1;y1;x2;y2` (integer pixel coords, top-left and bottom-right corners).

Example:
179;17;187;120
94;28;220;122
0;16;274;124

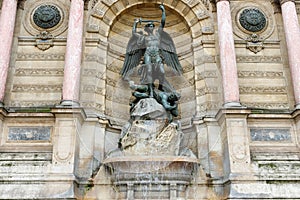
159;4;166;30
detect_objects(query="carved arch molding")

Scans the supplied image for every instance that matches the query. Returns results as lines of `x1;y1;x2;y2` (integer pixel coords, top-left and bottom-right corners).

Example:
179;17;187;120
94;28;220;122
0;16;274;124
84;0;215;126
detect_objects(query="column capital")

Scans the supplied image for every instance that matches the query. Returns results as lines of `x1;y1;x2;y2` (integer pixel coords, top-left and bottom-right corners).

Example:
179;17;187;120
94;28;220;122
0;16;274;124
216;0;230;3
280;0;295;5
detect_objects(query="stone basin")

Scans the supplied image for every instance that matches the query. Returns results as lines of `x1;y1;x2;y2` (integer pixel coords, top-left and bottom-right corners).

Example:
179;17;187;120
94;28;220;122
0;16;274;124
103;156;199;184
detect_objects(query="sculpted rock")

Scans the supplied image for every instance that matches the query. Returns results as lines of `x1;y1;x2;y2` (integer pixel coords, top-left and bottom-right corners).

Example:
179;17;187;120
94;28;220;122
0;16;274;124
131;97;169;120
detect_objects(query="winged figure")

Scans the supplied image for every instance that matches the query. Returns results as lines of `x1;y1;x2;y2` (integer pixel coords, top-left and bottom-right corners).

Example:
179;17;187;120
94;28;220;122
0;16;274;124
120;4;182;97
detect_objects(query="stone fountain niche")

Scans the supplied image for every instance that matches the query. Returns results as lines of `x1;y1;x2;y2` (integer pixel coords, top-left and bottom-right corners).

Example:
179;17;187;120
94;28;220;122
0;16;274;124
88;4;200;199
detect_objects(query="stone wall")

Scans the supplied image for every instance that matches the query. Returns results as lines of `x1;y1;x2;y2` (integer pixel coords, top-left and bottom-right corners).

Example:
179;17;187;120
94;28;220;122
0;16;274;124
0;0;300;199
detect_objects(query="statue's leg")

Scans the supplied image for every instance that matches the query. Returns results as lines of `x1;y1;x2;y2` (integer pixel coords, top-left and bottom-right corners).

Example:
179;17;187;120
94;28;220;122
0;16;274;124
156;57;165;91
144;55;154;97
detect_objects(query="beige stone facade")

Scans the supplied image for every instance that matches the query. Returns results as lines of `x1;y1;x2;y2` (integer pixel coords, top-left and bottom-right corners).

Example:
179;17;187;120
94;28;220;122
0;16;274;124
0;0;300;199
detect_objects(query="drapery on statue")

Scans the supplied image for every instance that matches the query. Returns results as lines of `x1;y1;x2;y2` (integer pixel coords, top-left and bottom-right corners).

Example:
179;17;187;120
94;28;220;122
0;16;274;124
120;4;183;98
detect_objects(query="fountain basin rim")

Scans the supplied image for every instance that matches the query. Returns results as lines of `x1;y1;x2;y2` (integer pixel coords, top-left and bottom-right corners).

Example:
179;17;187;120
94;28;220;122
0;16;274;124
103;156;200;164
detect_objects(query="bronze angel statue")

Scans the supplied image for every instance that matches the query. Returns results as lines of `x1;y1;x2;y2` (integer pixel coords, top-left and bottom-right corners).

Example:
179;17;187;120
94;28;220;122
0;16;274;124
120;4;182;98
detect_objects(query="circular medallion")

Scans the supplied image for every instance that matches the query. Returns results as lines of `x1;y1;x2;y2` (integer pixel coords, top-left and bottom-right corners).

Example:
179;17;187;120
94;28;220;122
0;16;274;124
239;8;266;32
33;4;61;29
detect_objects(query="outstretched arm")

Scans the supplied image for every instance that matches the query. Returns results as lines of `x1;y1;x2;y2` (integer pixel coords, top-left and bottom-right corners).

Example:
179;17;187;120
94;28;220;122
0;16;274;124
159;5;166;30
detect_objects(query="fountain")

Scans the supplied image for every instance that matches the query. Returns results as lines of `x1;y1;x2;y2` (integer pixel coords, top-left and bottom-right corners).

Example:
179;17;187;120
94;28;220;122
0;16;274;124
87;4;200;199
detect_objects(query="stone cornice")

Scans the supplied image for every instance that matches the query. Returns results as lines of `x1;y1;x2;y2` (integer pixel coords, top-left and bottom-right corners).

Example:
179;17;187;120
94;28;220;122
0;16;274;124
280;0;295;5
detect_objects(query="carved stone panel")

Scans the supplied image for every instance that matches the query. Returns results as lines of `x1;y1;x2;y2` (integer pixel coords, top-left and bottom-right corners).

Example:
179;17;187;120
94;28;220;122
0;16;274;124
250;128;291;142
8;127;51;141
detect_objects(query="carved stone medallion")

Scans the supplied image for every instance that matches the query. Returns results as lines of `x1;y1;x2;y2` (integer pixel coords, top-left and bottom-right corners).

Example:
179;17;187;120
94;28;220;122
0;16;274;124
23;0;69;37
33;5;61;29
232;3;274;40
239;8;266;33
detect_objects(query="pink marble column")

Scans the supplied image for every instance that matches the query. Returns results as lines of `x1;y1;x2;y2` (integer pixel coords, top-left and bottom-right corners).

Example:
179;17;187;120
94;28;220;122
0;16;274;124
216;0;241;107
280;0;300;108
0;0;18;105
61;0;84;106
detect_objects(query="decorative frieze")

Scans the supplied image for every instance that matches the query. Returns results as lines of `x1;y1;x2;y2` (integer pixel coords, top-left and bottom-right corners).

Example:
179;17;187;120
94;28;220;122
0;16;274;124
82;69;97;76
96;72;105;80
9;101;59;107
195;70;217;81
8;127;51;141
242;102;289;109
17;53;65;61
84;54;105;63
81;85;105;95
81;85;96;93
250;128;291;141
82;69;105;79
239;86;287;94
106;77;117;87
197;101;222;112
182;64;194;73
12;85;62;93
238;71;283;78
236;56;282;63
15;68;64;76
80;102;103;110
196;86;219;96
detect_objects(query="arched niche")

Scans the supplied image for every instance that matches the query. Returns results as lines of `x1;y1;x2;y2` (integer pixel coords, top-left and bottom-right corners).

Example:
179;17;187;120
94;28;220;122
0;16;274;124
82;0;217;128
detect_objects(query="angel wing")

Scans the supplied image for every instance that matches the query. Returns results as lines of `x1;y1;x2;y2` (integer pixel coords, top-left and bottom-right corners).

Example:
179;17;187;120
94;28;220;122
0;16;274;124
160;30;183;75
120;33;145;78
